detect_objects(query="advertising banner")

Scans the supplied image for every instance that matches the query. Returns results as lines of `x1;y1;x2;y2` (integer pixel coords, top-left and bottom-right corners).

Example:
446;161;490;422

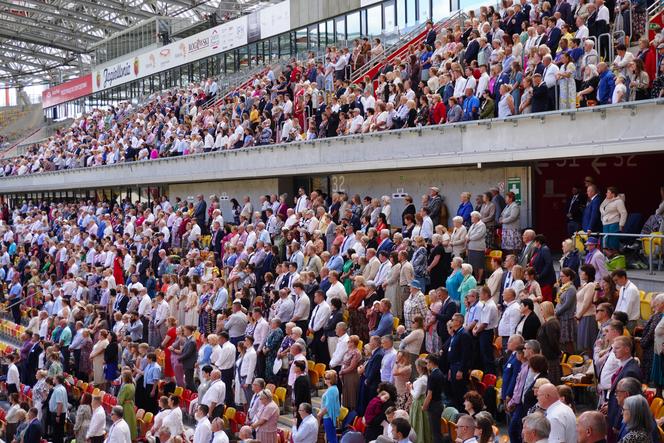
42;74;93;108
92;15;249;92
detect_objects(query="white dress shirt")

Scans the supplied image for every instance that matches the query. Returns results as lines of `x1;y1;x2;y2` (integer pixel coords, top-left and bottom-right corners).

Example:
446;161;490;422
545;400;577;443
87;405;106;438
162;407;184;437
193;417;212;443
201;379;226;408
216;341;236;370
212;430;230;443
325;282;347;303
329;333;349;368
291;413;319;443
105;419;132;443
253;318;270;350
615;280;640;321
240;347;257;385
480;299;500;330
138;294;152;317
498;300;522;337
7;363;20;387
542;63;560;88
308;301;331;332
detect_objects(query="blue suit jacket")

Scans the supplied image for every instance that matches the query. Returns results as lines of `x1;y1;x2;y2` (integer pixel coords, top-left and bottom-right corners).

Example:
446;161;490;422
364;348;385;390
448;327;472;378
581;195;602;232
371;312;394;337
23;420;42;443
501;352;522;400
377;239;394;254
608;359;643;429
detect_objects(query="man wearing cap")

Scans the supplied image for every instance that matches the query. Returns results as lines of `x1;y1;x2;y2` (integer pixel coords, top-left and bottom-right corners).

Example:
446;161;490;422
427;187;444;226
403;281;428;331
584;237;608;281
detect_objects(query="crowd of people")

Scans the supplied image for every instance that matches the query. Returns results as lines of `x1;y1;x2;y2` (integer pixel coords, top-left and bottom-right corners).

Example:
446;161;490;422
0;177;662;443
2;0;664;177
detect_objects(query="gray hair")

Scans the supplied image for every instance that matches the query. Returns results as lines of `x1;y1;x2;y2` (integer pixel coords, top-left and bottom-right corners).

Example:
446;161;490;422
623;395;654;433
470;211;481;219
617;377;643;397
522;412;550;439
111;405;124;418
461;263;473;274
525;339;541;354
452;216;464;224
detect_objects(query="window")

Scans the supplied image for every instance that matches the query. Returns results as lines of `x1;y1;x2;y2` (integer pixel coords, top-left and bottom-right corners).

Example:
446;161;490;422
335;16;346;42
347;12;360;40
419;0;431;22
296;28;308;54
319;22;327;46
326;20;334;44
308;25;319;50
365;5;382;36
279;32;292;57
433;0;451;20
406;0;416;27
397;0;406;29
384;1;396;31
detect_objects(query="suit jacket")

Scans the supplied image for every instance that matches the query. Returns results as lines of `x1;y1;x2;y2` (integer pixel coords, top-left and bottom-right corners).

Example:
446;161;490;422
464;40;480;65
519;313;542;341
115;294;129;313
447;327;472;378
608;358;642;429
547;27;562;53
435;297;459;342
293;374;312;408
582;195;602;232
194;200;207;224
523;373;547;411
566;193;586;224
179;337;198;369
501;352;522;399
376;239;394;254
530;245;556;285
364;348;385;390
212;229;224;256
531;83;549;113
22;419;42;443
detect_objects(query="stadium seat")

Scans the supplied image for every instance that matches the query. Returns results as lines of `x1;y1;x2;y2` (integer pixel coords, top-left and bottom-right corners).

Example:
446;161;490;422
173;386;183;398
223;406;236;423
266;383;276;394
351;416;366;433
314;363;326;387
470;370;483;381
357;340;363;351
440;418;449;435
136;409;145;421
307;360;315;372
645;390;656;405
338;406;349;425
449;421;457;441
393;317;400;331
566;355;584;366
274;387;287;407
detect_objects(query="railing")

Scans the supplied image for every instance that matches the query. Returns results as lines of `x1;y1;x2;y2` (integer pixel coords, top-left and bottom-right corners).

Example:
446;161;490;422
572;231;664;275
351;9;467;85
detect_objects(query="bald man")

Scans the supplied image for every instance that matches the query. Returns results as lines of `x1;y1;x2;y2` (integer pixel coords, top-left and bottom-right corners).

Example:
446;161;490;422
455;414;477;443
577;411;607;443
537;383;577;443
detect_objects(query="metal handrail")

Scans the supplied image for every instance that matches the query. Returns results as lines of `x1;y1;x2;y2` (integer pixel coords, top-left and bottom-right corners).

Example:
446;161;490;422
350;11;465;84
572;231;664;275
647;0;664;17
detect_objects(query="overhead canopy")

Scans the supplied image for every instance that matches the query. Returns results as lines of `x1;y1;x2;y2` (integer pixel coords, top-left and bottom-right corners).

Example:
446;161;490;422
0;0;271;87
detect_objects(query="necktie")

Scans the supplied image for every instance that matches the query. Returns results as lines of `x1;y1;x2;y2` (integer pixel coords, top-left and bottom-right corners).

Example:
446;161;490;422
310;305;319;329
505;271;512;288
611;365;623;386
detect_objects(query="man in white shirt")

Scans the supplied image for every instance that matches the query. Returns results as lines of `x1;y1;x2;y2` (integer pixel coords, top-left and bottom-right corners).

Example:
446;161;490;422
456;414;478;443
473;286;500;375
421;208;434;240
201;370;226;417
498;288;521;350
211;418;230;443
252;308;270;352
373;251;392;289
575;17;589;39
349;108;364;134
291;282;311;332
325;271;347;303
105;406;132;443
538;383;577;443
329;322;349;370
154;293;170;344
291;403;319;443
522;412;551;443
193;405;212;443
87;395;106;443
612;270;640;333
216;332;236;407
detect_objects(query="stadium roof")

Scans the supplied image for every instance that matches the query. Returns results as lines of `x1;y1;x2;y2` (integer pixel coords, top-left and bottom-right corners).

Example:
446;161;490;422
0;0;268;87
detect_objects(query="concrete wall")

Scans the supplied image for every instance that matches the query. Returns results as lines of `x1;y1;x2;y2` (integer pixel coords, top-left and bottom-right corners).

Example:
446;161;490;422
0;99;662;193
290;0;361;29
166;165;530;227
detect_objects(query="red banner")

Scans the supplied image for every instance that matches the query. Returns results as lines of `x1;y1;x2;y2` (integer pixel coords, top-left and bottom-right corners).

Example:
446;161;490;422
42;75;93;108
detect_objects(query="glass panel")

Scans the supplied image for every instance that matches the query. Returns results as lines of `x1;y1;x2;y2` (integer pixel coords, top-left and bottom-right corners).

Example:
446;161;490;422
279;32;292;58
397;0;406;30
335;17;346;43
226;50;236;73
347;12;360;41
238;46;249;71
384;1;396;31
296;28;307;54
319;22;326;47
419;0;431;22
366;5;382;36
406;0;416;26
326;20;334;44
308;25;318;50
270;37;279;61
433;0;450;20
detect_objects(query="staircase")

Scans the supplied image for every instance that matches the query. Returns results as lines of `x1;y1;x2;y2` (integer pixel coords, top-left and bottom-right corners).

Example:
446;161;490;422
0;104;44;144
350;10;467;85
648;0;664;42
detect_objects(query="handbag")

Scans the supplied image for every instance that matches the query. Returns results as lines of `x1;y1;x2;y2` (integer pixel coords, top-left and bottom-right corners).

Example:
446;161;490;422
272;357;282;375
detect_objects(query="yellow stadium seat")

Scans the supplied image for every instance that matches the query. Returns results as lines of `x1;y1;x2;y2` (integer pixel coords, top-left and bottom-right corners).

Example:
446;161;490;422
567;355;584;366
223;406;236;421
470;370;483;381
561;363;573;376
339;406;349;425
419;353;428;359
173;386;183;398
357;340;363;351
307;360;315;372
274;387;287;406
641;300;653;321
314;363;326;380
393;317;400;332
650;398;663;417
